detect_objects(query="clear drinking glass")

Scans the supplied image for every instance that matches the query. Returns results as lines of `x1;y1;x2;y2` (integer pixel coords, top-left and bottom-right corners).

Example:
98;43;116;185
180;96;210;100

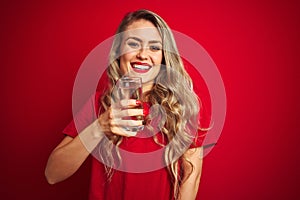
118;77;144;132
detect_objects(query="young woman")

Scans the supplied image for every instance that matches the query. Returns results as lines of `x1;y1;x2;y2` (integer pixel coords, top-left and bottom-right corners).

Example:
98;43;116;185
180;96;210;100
45;9;209;200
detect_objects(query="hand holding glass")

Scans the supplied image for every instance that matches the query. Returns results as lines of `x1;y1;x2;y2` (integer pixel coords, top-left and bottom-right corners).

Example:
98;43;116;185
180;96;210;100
118;77;144;132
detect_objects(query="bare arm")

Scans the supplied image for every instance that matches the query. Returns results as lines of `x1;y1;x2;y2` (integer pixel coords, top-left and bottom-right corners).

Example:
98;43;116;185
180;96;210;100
45;100;143;184
45;120;103;184
178;147;203;200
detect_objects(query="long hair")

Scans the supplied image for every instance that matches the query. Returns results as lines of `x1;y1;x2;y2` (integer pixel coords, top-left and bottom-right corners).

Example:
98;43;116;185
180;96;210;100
98;9;202;199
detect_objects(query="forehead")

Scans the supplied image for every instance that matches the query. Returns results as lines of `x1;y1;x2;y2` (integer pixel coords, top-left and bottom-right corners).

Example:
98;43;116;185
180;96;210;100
123;19;162;42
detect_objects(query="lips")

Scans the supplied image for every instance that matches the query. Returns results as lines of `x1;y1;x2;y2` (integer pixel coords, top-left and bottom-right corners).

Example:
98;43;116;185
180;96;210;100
131;62;152;73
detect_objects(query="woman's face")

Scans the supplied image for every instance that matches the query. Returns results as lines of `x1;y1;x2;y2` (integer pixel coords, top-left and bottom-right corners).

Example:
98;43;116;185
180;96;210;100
119;19;163;91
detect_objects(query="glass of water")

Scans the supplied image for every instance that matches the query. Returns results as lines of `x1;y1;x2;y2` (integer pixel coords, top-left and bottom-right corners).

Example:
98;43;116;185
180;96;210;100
118;76;144;132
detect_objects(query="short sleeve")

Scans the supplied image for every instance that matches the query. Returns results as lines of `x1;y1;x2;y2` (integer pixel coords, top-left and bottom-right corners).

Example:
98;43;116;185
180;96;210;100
62;92;102;138
63;71;108;138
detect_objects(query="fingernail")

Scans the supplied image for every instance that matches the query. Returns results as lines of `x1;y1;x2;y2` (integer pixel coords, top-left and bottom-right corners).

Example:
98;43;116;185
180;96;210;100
136;100;142;105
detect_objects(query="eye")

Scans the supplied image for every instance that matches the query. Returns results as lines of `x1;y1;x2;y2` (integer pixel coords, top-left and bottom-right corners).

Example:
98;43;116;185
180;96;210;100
127;41;140;49
149;45;162;52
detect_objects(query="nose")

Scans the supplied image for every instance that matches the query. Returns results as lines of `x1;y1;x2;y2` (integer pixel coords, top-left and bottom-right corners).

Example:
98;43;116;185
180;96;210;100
136;47;148;60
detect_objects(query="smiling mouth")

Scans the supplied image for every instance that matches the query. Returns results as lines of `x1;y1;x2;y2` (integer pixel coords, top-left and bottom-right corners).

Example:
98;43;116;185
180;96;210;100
131;63;152;73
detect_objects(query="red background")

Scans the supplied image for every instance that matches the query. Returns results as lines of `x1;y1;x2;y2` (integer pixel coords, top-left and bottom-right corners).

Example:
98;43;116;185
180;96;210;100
1;0;299;199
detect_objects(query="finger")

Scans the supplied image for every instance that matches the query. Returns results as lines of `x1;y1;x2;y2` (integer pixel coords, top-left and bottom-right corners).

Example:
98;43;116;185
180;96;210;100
112;109;143;118
119;99;141;108
110;119;144;127
110;126;138;137
101;118;138;137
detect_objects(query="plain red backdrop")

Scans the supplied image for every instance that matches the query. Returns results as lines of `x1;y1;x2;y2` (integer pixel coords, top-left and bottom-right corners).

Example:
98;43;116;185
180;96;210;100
1;0;299;199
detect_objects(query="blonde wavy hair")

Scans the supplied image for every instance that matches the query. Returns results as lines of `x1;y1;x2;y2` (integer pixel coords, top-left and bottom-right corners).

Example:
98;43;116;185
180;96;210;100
97;9;203;199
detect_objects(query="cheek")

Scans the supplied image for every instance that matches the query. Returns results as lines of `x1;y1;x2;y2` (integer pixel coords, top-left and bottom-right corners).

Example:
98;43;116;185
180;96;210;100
120;51;136;63
119;53;133;74
153;53;163;64
152;66;161;78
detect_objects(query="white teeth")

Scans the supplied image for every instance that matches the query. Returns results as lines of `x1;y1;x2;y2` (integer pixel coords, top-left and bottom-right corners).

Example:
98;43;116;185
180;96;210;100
133;64;150;70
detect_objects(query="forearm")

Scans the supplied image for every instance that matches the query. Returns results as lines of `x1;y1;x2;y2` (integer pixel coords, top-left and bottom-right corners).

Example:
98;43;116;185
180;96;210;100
45;136;89;184
45;120;104;184
178;170;201;200
178;147;203;200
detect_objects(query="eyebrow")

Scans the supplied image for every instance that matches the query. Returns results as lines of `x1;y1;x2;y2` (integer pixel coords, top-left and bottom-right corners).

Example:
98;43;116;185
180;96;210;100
125;36;162;45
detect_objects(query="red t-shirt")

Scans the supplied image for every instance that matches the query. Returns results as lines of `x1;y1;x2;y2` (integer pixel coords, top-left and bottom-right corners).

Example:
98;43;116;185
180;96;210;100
63;65;211;200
